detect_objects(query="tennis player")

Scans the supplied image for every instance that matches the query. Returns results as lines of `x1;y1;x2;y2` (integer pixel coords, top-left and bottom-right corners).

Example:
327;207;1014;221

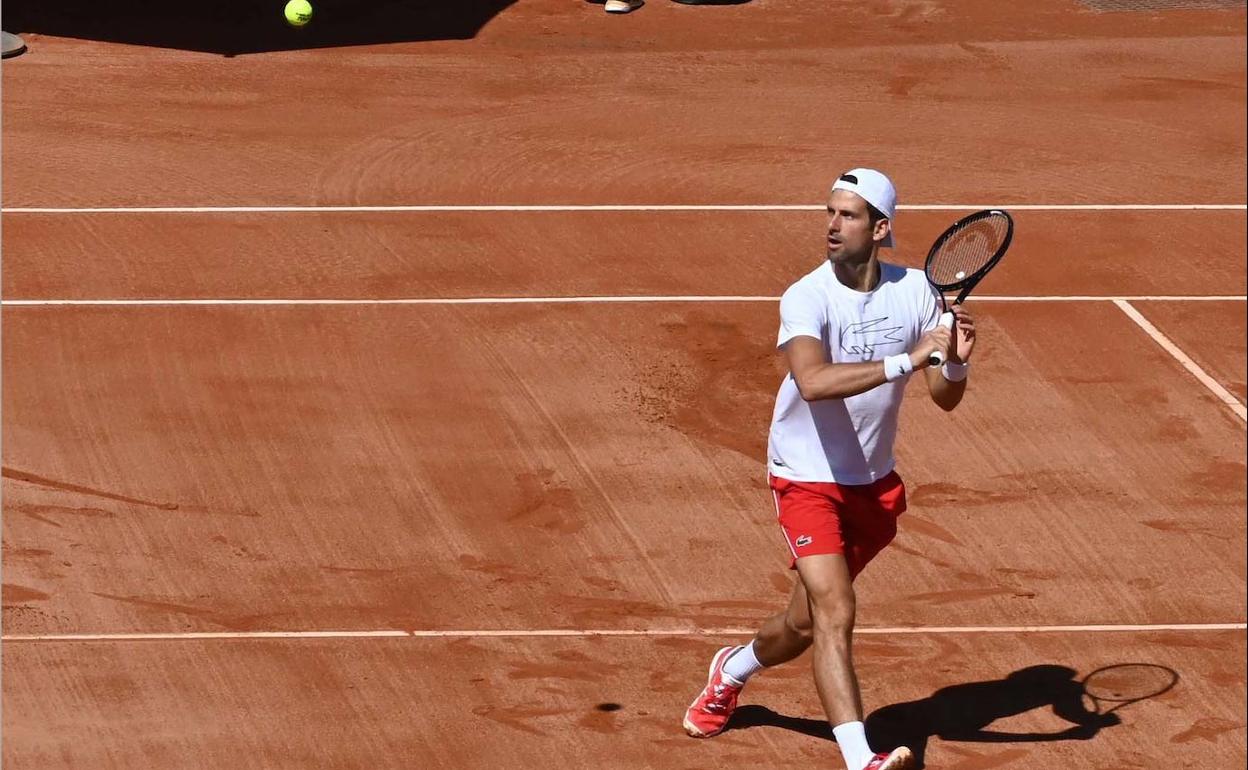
682;168;977;770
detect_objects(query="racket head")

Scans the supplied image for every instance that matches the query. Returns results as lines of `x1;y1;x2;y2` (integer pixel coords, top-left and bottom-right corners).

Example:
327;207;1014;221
924;209;1014;299
1081;663;1179;715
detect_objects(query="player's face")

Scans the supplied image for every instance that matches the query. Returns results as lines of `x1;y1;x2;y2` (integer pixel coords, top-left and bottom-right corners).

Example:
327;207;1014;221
826;190;883;262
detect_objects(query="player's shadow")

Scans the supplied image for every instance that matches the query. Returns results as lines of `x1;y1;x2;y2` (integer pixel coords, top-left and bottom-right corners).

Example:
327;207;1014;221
3;0;519;56
725;664;1138;768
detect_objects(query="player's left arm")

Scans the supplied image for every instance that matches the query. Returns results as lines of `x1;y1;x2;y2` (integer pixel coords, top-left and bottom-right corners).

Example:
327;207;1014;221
924;303;975;411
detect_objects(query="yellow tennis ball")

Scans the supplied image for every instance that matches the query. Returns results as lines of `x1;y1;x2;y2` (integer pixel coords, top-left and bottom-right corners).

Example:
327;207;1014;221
284;0;313;27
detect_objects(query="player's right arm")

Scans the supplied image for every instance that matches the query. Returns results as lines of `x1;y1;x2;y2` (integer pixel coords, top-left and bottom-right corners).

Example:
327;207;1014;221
777;278;951;402
783;329;952;401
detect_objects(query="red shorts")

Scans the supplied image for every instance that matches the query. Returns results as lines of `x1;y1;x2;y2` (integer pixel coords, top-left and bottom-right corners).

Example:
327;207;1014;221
769;471;907;578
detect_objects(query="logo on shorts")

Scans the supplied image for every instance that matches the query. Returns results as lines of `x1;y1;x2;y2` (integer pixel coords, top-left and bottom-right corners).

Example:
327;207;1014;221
795;535;813;547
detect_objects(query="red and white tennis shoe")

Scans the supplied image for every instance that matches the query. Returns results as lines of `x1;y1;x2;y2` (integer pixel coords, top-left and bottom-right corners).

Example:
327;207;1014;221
864;747;915;769
682;645;744;738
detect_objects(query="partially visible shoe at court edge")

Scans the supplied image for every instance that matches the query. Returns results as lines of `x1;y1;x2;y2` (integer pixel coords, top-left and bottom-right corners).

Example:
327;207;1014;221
604;0;644;12
865;747;915;770
682;645;744;737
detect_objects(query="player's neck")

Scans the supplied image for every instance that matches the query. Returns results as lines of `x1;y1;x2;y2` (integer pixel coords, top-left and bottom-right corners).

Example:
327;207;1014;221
831;254;881;293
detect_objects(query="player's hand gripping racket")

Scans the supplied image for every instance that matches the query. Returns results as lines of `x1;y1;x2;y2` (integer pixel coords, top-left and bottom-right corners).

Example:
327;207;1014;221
924;209;1014;366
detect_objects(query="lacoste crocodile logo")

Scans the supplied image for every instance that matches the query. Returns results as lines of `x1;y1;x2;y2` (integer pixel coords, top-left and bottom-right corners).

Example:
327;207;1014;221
839;317;904;356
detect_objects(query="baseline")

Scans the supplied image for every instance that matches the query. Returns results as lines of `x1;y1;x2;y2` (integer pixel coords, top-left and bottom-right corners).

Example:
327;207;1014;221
3;204;1246;214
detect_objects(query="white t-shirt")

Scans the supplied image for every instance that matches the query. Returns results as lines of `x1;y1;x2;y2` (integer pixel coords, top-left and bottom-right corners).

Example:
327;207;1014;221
767;261;941;485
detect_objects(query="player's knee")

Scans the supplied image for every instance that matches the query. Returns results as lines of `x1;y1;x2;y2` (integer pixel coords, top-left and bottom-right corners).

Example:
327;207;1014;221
808;589;855;639
783;610;814;644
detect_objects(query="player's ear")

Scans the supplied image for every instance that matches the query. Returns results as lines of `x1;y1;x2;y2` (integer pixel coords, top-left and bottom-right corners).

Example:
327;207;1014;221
874;218;891;244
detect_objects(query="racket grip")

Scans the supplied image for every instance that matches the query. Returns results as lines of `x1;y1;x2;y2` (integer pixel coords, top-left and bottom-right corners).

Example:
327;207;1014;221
928;312;956;366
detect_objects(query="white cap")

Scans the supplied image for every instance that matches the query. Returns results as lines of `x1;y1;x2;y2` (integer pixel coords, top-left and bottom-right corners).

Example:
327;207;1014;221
831;168;897;247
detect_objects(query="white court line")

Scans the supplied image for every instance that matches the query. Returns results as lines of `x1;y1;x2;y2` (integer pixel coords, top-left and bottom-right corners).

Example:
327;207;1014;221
1;203;1246;214
3;623;1245;643
2;295;1246;307
1114;299;1248;422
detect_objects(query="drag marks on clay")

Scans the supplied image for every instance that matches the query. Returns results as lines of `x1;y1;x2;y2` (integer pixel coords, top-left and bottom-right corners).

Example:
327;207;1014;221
1;466;179;511
474;327;678;606
622;311;779;462
1;584;50;605
5;503;116;528
1170;717;1245;744
1141;518;1237;541
88;592;296;633
318;565;405;578
896;512;965;546
1184;460;1248;497
470;704;571;737
940;745;1030;769
907;481;1030;509
547;593;777;629
1207;668;1246;688
1141;631;1240;652
551;594;672;627
1;546;54;558
505;649;626;683
507;469;583;535
457;555;544;584
209;534;270;563
905;586;1038;607
768;572;795;594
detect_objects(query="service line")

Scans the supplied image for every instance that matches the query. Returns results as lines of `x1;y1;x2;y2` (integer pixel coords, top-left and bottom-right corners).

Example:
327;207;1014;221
2;295;1245;307
3;622;1245;643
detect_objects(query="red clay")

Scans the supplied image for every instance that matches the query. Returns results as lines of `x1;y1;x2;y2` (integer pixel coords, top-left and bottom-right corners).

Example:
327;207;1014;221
2;632;1243;769
3;210;1245;301
2;4;1244;207
3;303;1243;638
2;1;1245;769
1130;300;1248;402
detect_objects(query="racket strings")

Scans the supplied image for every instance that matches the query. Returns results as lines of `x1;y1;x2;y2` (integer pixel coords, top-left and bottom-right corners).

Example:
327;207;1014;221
927;216;1010;287
1083;664;1179;703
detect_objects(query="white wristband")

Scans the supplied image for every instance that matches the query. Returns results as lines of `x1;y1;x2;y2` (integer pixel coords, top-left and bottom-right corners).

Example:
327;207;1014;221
941;361;970;382
883;354;914;382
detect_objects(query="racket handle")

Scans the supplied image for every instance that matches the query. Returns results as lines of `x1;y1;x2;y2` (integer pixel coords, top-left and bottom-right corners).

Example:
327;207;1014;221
928;312;956;366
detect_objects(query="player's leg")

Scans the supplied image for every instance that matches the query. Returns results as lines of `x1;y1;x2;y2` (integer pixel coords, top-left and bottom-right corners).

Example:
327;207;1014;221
749;575;813;666
682;577;811;737
682;475;859;741
798;474;911;770
795;553;863;725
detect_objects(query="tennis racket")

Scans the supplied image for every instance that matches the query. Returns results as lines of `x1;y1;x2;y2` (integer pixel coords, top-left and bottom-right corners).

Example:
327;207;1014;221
924;209;1014;366
1082;663;1179;716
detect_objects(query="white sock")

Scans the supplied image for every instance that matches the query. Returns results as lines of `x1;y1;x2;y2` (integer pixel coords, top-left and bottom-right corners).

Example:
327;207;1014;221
832;721;874;770
721;641;765;684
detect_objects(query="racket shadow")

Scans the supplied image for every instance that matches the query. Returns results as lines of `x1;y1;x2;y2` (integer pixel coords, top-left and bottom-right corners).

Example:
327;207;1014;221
724;663;1176;768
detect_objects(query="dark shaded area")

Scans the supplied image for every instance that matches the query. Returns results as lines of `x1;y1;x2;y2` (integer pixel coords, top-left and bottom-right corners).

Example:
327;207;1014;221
727;705;836;740
595;702;623;712
3;0;519;56
725;664;1173;769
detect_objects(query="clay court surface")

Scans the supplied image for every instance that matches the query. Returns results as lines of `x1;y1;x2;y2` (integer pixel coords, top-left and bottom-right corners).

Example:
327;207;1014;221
2;1;1246;768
